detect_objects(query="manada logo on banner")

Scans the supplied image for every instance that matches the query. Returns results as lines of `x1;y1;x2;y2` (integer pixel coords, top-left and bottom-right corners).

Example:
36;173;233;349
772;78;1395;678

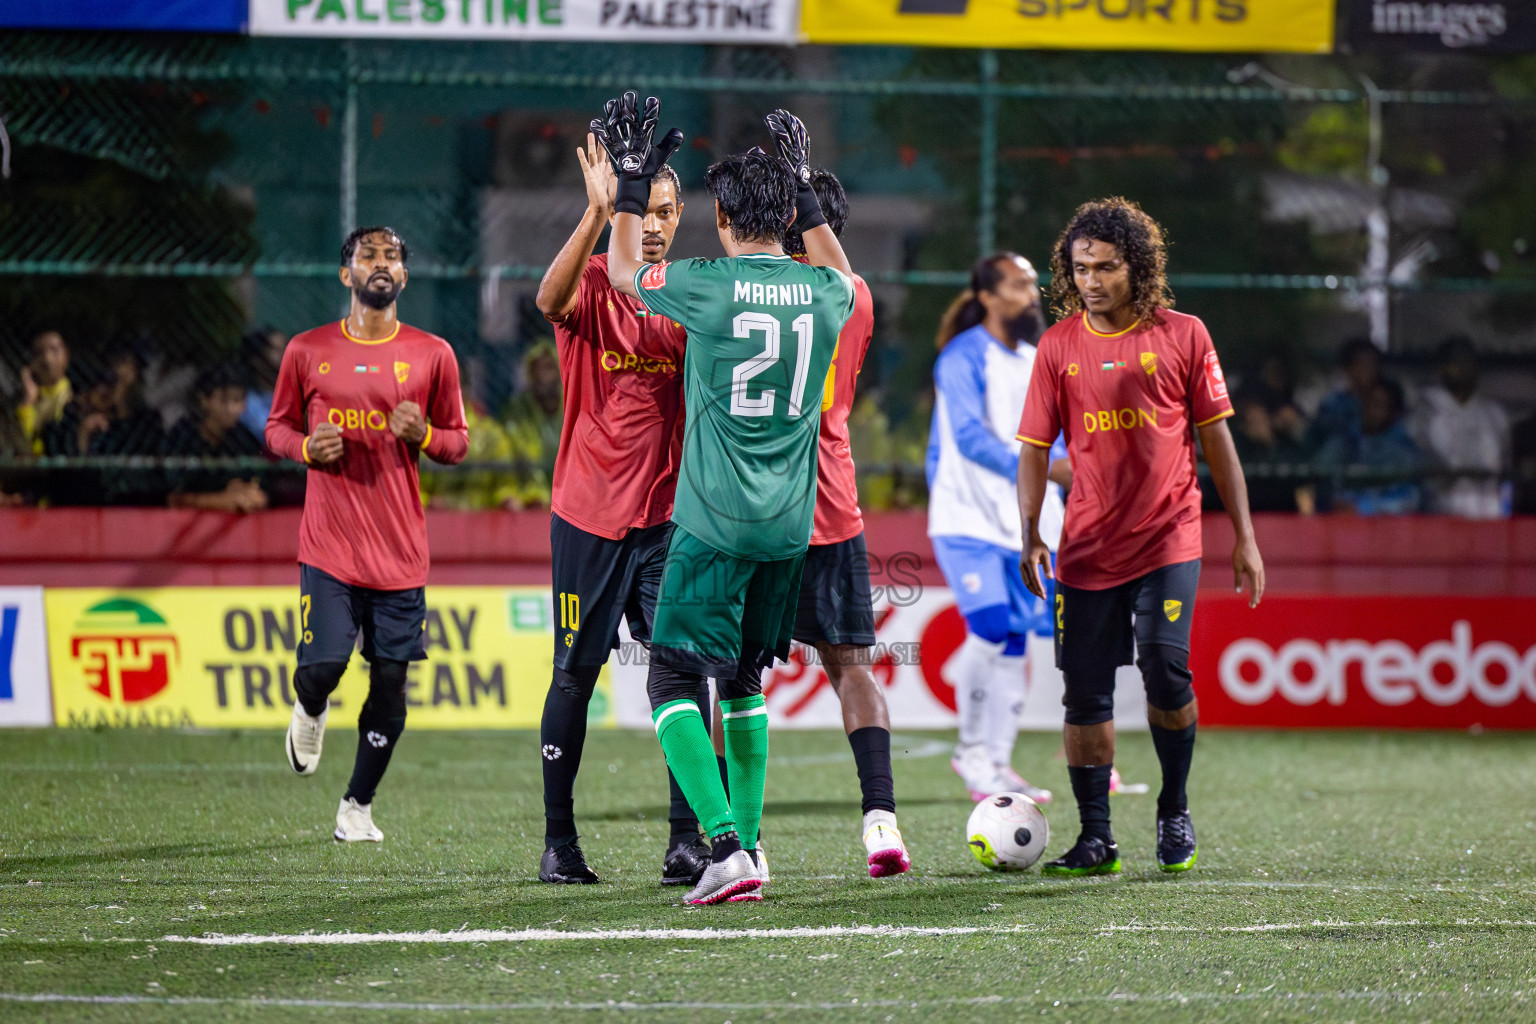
47;587;570;730
1191;597;1536;729
70;597;180;706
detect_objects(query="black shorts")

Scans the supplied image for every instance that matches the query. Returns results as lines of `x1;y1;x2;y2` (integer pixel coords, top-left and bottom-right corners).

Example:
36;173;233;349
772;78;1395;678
792;532;877;648
296;563;427;667
551;513;672;670
1054;558;1201;682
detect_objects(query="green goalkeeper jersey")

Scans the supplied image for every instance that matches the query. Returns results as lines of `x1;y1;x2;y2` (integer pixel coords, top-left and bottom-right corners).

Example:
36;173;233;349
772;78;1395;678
633;253;855;561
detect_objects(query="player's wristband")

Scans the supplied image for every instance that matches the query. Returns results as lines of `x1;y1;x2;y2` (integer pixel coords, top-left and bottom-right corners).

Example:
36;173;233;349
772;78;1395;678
301;436;311;464
793;182;827;233
419;425;432;450
614;173;653;218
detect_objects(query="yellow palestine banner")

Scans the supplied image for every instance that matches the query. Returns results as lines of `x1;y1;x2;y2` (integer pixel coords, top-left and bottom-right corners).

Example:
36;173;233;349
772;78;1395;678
800;0;1335;52
46;587;609;730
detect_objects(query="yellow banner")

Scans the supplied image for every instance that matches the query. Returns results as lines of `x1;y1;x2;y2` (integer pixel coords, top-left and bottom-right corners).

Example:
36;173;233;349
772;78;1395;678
800;0;1335;52
46;587;609;730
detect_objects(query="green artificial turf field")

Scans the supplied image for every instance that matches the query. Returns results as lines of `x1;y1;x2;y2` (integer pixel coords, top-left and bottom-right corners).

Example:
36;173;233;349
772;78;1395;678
1;727;1533;1022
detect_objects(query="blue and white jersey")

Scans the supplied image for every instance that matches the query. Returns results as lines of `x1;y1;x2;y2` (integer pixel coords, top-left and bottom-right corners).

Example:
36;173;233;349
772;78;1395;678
926;323;1064;552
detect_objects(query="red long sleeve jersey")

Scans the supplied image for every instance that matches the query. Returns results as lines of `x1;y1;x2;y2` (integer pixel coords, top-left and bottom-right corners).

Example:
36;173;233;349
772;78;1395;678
266;320;468;590
811;272;874;546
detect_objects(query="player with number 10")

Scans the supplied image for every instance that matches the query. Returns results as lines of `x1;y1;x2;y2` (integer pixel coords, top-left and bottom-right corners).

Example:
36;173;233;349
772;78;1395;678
602;96;856;905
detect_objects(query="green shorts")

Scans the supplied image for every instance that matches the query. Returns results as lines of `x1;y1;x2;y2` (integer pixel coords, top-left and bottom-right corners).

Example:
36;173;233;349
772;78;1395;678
650;525;805;680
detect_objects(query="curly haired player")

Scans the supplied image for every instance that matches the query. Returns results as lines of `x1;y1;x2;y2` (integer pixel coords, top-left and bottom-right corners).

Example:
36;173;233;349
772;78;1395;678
1017;197;1265;876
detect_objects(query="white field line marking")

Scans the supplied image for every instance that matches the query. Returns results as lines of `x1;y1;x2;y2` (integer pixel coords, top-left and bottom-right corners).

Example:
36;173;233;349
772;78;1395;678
137;919;1536;947
0;990;1465;1013
0;763;287;772
154;925;1033;945
6;878;1529;890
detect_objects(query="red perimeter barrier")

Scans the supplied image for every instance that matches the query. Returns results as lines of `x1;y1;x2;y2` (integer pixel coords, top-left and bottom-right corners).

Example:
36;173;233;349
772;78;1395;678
0;509;1530;594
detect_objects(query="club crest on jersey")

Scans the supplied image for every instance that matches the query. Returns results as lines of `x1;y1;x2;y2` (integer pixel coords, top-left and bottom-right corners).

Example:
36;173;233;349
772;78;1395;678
1164;599;1183;622
1067;363;1080;377
640;262;668;290
1141;352;1157;375
318;362;331;375
394;361;410;384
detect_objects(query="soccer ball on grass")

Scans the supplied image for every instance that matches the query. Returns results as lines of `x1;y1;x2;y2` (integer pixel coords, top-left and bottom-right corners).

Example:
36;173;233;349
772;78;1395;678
966;792;1049;871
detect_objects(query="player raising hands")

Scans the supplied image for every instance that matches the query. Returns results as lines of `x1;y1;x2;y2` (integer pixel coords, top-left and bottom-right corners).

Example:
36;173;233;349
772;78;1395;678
605;100;855;905
531;93;709;888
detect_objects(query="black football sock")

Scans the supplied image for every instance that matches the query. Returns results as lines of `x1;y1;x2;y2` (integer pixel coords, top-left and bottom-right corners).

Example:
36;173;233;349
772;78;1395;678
1150;723;1197;817
343;659;408;806
848;726;896;814
710;830;743;862
294;663;346;718
541;666;598;845
1068;764;1114;845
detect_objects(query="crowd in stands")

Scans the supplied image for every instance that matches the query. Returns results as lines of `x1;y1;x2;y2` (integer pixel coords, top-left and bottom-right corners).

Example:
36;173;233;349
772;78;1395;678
1;326;1532;518
0;327;566;513
1224;336;1524;518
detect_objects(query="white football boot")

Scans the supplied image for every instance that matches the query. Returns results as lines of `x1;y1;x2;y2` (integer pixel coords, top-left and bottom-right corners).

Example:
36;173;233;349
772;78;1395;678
285;702;327;776
686;845;760;905
951;742;1002;802
729;842;769;902
996;764;1053;805
334;797;384;842
862;810;912;878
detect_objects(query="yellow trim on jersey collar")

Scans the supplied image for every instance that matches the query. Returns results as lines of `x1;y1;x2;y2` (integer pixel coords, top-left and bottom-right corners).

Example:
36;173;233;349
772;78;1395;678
340;319;400;345
1081;311;1141;338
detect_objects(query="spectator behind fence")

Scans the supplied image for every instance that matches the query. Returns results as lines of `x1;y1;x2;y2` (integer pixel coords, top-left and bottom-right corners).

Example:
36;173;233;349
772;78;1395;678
41;349;167;506
1321;378;1423;515
1228;389;1307;513
420;389;519;510
1513;410;1536;515
1246;353;1306;444
1306;336;1380;455
16;330;72;453
503;340;563;507
1413;337;1510;519
240;326;288;438
162;363;268;513
45;349;163;458
0;389;32;505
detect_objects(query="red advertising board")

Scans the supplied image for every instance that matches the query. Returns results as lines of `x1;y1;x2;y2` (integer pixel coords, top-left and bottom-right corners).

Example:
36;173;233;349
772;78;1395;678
1192;596;1536;729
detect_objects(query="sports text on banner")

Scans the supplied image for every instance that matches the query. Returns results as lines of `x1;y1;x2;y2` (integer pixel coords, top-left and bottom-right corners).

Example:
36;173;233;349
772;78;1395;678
800;0;1336;53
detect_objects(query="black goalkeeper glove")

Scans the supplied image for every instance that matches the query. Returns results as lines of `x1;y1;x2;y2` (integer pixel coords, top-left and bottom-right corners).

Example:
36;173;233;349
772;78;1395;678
764;108;827;234
591;91;684;217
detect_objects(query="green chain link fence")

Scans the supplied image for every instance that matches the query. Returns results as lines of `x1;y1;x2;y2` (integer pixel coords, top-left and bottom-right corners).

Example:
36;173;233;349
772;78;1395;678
2;33;1534;509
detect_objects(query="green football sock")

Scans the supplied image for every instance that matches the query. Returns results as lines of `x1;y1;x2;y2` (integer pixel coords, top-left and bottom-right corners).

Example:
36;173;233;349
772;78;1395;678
651;700;735;839
721;694;769;849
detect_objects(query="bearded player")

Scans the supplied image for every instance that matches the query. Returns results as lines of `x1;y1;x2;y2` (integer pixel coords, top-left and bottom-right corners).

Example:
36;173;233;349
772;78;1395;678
709;167;910;877
271;227;468;842
604;97;855;904
531;129;712;887
1017;197;1264;876
928;252;1064;807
